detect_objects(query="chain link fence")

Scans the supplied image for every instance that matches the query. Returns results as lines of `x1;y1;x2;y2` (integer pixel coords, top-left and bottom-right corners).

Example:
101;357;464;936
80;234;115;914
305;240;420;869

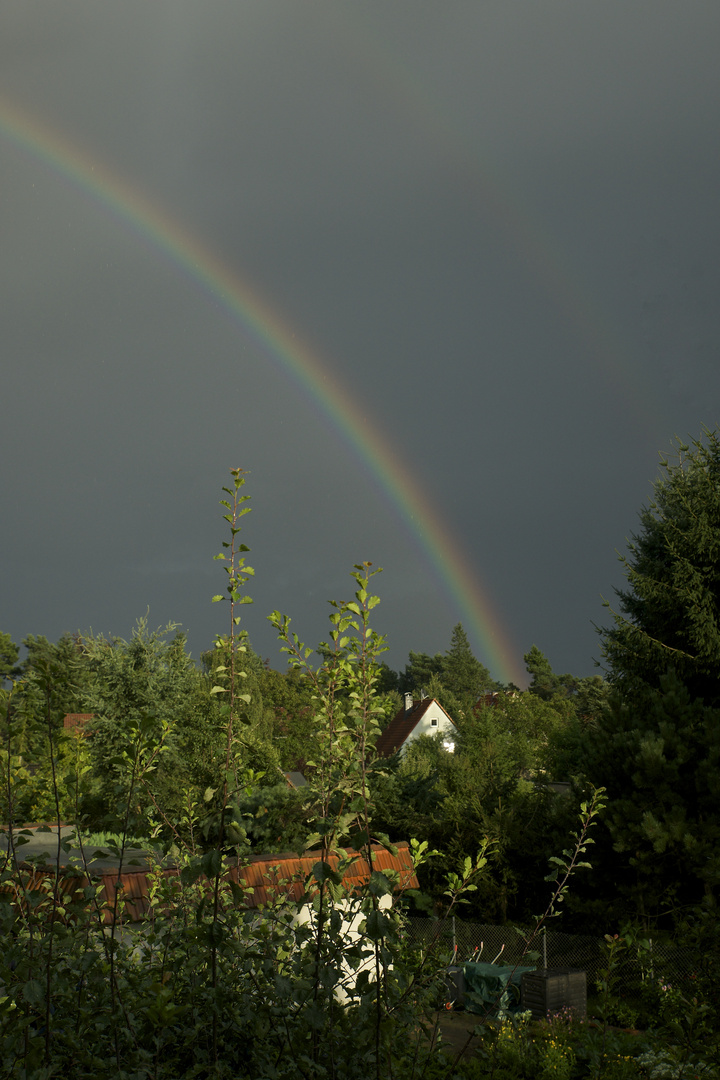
405;917;695;996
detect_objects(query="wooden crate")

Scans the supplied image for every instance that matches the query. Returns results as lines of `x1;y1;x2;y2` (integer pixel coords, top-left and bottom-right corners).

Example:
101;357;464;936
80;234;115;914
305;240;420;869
520;967;586;1020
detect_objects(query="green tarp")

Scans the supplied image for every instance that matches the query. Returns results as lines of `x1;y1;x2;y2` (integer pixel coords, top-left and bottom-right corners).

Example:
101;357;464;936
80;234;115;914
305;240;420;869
461;962;536;1015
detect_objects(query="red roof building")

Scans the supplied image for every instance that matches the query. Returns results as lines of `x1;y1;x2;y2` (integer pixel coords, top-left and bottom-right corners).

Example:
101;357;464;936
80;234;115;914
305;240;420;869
62;713;94;734
374;695;456;759
4;843;418;923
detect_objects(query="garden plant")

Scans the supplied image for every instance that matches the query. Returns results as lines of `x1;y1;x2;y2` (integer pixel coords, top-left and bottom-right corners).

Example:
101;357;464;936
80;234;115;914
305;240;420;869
1;466;719;1078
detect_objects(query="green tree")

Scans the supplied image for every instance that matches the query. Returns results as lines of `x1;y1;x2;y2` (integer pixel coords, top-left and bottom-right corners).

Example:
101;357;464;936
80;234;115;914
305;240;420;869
255;665;317;771
13;633;90;759
397;625;499;721
234;779;309;852
269;561;392;856
82;619;208;831
203;632;265;724
523;647;610;777
1;631;93;824
579;430;720;927
371;689;579;922
397;650;445;695
0;632;93;821
601;429;720;706
444;623;496;700
0;632;20;687
580;673;720;926
524;644;578;700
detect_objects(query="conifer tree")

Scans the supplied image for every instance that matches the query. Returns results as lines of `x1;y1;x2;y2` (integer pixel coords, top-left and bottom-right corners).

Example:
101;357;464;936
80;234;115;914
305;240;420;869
524;645;577;700
583;672;720;923
601;428;720;706
581;430;720;924
0;631;20;686
396;626;498;721
443;623;495;700
397;650;445;696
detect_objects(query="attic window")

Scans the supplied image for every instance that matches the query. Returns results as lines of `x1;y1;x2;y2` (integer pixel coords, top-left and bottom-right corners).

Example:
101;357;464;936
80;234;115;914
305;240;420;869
431;717;438;727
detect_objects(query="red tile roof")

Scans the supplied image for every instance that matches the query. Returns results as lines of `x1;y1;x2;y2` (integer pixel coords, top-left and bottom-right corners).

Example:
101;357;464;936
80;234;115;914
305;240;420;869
5;843;418;923
374;698;455;758
62;713;94;731
474;693;501;712
231;843;418;909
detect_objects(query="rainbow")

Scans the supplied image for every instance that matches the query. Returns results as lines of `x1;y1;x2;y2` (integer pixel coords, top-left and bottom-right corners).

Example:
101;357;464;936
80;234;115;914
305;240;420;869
0;94;523;685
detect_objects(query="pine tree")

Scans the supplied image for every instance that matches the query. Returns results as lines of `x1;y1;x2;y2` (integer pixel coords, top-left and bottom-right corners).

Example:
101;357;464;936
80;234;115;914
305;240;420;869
601;428;720;706
443;623;496;700
398;651;445;696
581;430;720;924
523;645;582;700
0;632;20;687
581;671;720;923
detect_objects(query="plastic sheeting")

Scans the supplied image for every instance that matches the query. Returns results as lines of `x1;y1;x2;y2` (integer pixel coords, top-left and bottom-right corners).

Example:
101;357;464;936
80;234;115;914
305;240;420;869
461;962;536;1015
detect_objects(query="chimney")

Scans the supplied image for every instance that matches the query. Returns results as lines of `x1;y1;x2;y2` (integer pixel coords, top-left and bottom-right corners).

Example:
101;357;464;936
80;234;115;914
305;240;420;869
404;693;413;715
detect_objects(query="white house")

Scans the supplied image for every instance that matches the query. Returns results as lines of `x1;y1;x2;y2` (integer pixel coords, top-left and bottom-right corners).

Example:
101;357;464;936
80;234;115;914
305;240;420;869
374;695;456;758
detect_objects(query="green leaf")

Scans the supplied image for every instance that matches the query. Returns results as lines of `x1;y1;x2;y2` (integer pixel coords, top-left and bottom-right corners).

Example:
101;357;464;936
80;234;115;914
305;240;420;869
228;880;247;905
23;980;45;1007
180;861;203;887
368;871;393;898
365;909;392;941
201;849;223;878
312;861;342;886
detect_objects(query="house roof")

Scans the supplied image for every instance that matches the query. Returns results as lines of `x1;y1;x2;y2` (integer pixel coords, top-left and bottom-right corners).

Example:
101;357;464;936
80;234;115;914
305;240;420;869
8;843;418;922
374;698;455;758
62;713;94;731
233;842;418;909
473;691;518;714
474;693;500;711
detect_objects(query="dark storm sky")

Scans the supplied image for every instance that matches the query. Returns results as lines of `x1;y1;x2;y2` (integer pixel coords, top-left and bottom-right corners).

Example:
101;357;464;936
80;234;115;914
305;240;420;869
2;2;720;684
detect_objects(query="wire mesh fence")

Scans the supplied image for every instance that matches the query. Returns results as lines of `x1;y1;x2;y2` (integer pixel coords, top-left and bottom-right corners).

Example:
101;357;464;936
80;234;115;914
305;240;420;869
405;917;695;995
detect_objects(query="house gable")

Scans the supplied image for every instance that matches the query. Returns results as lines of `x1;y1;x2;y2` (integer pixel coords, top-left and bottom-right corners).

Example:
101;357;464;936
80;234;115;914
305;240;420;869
374;697;456;758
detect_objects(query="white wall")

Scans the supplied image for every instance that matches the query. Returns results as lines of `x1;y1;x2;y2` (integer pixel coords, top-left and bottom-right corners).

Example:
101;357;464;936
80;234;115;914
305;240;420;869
400;701;455;756
294;894;393;1004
